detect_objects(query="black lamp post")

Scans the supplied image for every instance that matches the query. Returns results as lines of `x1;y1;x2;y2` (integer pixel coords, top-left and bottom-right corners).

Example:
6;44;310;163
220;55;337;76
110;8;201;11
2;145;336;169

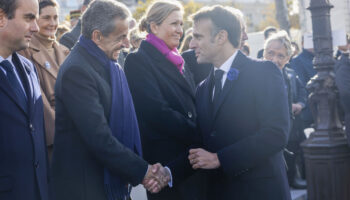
301;0;350;199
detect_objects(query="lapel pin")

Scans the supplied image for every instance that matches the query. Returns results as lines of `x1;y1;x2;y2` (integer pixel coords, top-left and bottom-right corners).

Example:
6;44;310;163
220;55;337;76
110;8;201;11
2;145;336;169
45;61;51;69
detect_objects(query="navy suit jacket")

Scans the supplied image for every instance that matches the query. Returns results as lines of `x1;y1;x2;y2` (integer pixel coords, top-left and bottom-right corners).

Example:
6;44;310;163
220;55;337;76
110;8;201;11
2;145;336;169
196;51;291;200
0;53;49;200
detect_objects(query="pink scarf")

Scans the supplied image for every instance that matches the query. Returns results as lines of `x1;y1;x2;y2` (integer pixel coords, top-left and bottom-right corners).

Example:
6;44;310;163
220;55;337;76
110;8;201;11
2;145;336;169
145;33;184;74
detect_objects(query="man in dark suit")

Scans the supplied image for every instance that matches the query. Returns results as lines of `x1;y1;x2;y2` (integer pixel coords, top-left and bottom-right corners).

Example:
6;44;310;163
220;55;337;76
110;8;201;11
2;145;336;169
336;53;350;145
188;5;291;200
0;0;50;200
52;1;170;200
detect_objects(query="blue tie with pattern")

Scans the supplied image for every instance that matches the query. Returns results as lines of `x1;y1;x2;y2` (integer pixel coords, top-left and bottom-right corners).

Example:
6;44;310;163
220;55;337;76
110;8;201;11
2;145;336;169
1;60;28;112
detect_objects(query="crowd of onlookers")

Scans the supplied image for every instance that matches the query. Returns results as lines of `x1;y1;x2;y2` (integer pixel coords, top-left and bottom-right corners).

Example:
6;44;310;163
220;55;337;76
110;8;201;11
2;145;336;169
1;0;349;200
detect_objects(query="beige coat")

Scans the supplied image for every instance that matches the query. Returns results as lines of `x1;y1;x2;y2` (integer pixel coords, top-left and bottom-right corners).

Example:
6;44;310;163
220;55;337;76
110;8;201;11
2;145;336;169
20;34;69;149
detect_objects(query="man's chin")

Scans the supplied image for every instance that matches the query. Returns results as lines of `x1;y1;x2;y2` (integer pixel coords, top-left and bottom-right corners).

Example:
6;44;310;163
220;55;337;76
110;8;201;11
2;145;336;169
16;43;30;52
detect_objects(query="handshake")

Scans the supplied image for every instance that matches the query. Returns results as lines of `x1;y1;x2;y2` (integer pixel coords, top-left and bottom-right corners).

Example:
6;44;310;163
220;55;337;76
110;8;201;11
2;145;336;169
142;163;171;193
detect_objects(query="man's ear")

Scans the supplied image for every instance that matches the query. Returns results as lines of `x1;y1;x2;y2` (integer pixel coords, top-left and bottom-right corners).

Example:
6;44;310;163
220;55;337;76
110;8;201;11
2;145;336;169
91;30;103;44
216;30;228;45
0;9;9;28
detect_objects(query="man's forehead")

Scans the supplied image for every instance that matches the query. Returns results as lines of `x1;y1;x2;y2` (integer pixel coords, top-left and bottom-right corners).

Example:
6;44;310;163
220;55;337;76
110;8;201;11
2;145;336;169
16;0;39;15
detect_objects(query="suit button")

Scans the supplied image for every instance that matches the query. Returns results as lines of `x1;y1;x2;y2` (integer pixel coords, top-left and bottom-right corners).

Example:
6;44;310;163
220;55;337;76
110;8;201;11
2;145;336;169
29;123;35;132
210;131;216;137
34;161;39;169
187;112;192;119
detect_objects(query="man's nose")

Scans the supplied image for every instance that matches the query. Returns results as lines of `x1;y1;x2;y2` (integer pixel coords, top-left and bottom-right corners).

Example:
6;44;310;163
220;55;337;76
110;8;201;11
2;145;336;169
31;20;39;33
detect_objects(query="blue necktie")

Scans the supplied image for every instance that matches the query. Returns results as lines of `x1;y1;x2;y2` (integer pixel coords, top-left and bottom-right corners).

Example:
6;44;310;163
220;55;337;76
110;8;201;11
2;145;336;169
1;60;28;112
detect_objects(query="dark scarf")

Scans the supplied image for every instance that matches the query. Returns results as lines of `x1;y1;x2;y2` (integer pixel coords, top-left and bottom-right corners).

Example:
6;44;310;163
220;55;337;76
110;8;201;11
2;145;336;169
79;35;142;200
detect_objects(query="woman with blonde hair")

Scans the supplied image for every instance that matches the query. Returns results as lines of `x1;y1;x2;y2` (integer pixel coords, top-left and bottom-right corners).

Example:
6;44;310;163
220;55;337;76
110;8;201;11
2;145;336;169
20;0;69;159
124;1;204;199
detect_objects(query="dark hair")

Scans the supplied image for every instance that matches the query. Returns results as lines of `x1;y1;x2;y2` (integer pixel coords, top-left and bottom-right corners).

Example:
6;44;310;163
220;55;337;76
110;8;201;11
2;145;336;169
191;5;242;48
263;26;277;39
39;0;58;14
0;0;18;19
83;0;93;6
82;0;130;39
241;44;250;55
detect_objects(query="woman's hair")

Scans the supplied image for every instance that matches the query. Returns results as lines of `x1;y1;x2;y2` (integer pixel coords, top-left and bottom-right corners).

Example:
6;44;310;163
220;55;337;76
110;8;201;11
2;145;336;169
39;0;58;14
264;30;292;57
179;34;192;53
139;0;183;33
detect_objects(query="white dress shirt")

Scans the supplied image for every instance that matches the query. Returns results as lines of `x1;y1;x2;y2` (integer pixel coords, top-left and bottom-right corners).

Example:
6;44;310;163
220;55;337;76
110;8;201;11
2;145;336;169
212;50;238;98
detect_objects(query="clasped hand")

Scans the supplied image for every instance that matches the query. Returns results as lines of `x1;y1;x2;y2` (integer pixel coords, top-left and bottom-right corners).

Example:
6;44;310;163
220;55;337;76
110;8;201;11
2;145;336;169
188;148;220;169
142;163;171;193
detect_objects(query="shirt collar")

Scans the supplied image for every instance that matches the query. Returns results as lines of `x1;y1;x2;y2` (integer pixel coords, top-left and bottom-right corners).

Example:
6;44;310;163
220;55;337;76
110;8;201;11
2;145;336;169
215;50;238;74
0;55;14;66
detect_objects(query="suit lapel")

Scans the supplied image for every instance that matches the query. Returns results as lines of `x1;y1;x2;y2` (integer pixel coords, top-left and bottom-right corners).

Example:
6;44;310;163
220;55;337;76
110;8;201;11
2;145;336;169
140;41;194;99
0;70;29;115
212;51;247;119
30;38;59;79
13;53;35;117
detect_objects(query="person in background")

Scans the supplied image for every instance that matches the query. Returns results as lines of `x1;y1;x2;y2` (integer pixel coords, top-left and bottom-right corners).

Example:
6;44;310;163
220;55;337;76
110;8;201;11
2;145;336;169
335;33;350;60
0;0;49;199
20;0;69;160
124;1;206;199
69;9;81;28
240;43;250;56
179;34;193;53
56;22;71;41
59;0;93;50
115;18;137;68
257;26;277;59
290;36;315;129
128;27;144;53
263;31;307;189
291;41;300;59
52;1;171;199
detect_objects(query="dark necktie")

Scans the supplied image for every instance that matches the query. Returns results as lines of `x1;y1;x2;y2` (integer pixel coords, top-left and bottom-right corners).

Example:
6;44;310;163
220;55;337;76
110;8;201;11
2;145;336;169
213;69;224;104
1;60;28;111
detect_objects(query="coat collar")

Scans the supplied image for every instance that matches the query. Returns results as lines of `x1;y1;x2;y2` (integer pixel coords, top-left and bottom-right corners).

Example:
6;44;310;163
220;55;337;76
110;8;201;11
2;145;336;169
139;41;194;98
75;43;110;81
29;34;68;79
0;53;35;116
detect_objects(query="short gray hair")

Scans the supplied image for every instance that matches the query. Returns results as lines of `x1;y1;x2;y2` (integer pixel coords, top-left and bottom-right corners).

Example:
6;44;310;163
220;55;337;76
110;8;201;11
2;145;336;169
264;30;292;57
82;0;130;39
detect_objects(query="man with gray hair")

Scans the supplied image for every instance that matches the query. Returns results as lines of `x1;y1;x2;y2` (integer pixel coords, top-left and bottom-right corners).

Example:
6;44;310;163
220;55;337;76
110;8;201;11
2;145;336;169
59;0;93;50
52;1;170;200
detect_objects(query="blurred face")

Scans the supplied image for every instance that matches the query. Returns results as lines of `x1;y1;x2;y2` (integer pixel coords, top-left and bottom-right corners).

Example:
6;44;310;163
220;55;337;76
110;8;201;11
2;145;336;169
190;19;219;65
38;5;58;38
97;18;129;60
264;40;290;70
0;0;39;56
151;10;183;49
240;24;248;48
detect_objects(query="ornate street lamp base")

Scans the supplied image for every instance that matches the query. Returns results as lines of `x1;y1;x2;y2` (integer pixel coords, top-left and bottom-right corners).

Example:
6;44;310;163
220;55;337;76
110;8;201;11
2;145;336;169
302;131;350;200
